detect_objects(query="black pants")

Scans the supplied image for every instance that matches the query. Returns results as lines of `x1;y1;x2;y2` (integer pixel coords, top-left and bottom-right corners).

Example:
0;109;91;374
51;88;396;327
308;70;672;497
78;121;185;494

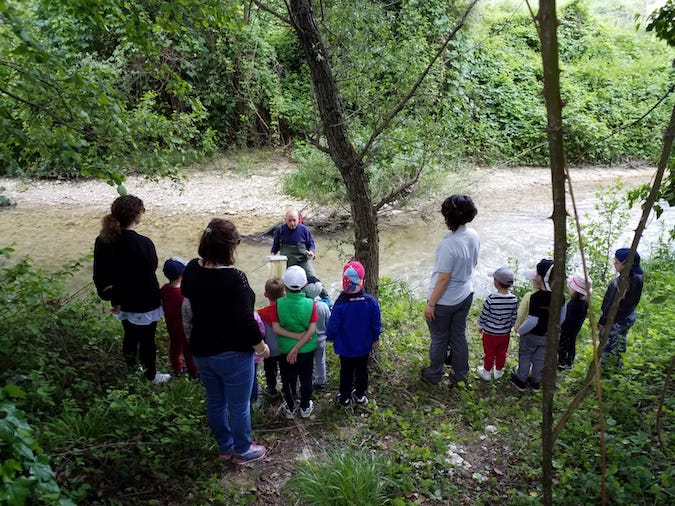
339;354;369;400
263;355;282;392
122;320;157;380
279;351;314;410
558;331;577;368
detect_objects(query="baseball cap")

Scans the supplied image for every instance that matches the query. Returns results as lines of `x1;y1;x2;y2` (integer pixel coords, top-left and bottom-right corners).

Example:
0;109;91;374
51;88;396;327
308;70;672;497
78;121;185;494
163;257;187;281
489;266;514;287
283;265;307;291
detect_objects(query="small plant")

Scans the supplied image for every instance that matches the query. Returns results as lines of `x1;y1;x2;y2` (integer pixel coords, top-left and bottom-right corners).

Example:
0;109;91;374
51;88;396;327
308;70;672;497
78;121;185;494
0;385;75;506
286;448;393;505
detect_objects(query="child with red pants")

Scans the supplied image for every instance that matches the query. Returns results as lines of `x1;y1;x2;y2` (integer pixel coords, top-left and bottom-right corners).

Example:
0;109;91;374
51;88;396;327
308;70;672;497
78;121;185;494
161;258;199;378
476;266;518;381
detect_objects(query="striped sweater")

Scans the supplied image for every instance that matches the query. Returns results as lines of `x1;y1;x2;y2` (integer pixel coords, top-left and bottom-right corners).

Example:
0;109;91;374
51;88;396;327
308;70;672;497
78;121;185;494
478;292;518;335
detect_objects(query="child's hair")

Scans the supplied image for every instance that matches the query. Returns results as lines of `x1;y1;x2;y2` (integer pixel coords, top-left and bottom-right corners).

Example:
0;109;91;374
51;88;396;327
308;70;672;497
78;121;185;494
496;280;511;290
264;277;285;301
198;218;240;265
99;195;145;243
569;290;585;301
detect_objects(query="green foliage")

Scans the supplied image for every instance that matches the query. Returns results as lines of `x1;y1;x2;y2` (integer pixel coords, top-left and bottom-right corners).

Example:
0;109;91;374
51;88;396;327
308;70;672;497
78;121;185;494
286;449;392;505
567;179;631;288
0;221;673;503
646;0;675;47
0;386;74;506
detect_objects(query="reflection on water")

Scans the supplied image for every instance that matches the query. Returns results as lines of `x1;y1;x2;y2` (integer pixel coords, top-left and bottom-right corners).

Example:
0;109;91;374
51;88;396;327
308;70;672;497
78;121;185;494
1;193;673;302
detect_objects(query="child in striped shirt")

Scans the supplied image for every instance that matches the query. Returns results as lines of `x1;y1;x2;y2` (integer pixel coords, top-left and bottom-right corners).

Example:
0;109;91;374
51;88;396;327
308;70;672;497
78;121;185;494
476;266;518;381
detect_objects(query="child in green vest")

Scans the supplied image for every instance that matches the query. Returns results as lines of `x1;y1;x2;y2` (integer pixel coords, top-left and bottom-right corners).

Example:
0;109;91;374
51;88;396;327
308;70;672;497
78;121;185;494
272;265;318;419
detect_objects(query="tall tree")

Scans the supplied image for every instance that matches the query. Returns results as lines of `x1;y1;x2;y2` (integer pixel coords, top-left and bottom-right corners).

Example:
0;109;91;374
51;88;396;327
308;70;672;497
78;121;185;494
255;0;478;295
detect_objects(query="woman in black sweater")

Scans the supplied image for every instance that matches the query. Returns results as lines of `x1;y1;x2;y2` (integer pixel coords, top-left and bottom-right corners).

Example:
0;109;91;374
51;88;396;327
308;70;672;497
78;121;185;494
93;195;170;384
181;218;269;464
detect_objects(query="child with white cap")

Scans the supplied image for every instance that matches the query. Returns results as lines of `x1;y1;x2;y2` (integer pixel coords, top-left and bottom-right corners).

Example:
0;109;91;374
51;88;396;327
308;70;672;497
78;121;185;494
476;266;518;381
272;265;318;419
557;273;591;371
511;258;554;393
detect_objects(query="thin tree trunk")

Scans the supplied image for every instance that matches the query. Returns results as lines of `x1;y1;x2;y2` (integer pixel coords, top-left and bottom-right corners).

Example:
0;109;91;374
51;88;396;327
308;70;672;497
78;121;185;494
287;0;380;295
537;2;567;504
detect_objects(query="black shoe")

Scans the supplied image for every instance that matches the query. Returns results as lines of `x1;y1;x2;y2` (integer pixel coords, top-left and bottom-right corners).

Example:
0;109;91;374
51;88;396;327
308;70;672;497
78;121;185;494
527;377;541;393
263;386;280;398
334;392;351;407
313;383;327;391
510;373;528;392
420;368;440;385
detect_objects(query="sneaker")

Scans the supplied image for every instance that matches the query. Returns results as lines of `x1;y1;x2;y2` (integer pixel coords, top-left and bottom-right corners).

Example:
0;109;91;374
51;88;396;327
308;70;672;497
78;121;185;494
476;367;492;381
509;373;528;392
151;372;171;385
280;402;295;419
493;369;504;380
335;392;351;407
313;383;327;391
233;444;266;464
527;378;541;393
218;451;232;461
351;389;369;406
299;400;314;418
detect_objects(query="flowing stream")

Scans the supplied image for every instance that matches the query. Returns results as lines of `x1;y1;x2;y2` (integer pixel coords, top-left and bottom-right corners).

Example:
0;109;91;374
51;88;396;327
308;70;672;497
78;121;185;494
1;165;672;302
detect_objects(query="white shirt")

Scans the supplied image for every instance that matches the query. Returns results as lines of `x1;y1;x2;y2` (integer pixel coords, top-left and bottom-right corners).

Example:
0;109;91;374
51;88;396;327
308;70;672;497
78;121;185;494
428;226;480;306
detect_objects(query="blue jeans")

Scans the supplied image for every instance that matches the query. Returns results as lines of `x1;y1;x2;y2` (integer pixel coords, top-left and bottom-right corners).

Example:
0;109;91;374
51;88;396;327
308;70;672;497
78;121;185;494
194;351;254;455
600;313;636;368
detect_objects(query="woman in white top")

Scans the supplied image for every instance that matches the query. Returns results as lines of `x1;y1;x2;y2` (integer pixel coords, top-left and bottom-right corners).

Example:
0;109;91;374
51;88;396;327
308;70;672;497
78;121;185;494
421;195;480;385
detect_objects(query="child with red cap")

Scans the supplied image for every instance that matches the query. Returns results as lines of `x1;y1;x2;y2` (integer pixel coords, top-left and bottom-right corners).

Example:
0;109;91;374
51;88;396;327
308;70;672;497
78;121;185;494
326;261;382;407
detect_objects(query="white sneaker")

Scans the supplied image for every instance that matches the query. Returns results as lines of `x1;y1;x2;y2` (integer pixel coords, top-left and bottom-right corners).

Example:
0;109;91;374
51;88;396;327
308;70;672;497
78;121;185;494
299;400;314;419
493;369;504;379
476;367;492;381
280;402;296;419
151;372;171;385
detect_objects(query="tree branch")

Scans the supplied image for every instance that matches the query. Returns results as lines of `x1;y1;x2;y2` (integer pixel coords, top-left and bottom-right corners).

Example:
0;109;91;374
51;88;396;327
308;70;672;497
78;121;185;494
374;165;425;211
251;0;293;26
357;0;479;162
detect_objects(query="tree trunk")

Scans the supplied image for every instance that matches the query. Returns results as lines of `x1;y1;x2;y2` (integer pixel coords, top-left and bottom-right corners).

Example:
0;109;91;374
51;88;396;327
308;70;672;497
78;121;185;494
537;2;567;505
287;0;380;295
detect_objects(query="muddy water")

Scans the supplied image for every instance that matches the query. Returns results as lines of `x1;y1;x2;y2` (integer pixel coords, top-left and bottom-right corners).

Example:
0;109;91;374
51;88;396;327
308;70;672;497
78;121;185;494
1;168;673;301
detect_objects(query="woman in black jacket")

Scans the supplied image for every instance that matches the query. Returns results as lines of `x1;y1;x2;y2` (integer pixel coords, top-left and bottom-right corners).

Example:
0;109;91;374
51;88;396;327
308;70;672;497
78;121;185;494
93;195;170;384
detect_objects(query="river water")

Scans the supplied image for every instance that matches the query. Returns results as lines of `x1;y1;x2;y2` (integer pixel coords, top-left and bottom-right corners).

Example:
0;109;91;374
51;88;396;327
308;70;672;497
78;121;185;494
0;165;672;301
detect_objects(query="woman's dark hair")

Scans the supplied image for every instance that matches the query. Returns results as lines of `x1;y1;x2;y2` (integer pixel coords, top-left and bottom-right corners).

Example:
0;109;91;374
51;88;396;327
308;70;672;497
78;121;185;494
198;218;240;265
441;195;477;230
99;195;145;243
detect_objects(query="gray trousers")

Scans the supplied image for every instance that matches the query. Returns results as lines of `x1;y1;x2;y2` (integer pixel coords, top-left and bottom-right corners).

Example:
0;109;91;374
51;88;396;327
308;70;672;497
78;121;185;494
517;332;546;383
425;294;473;383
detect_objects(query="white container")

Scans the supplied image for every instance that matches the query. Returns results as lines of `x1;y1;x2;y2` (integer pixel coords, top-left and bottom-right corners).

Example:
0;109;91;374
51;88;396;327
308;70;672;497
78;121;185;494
265;255;288;279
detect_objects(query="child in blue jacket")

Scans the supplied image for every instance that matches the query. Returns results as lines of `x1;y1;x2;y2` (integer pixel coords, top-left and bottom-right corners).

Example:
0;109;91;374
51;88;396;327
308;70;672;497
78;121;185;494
327;261;382;407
